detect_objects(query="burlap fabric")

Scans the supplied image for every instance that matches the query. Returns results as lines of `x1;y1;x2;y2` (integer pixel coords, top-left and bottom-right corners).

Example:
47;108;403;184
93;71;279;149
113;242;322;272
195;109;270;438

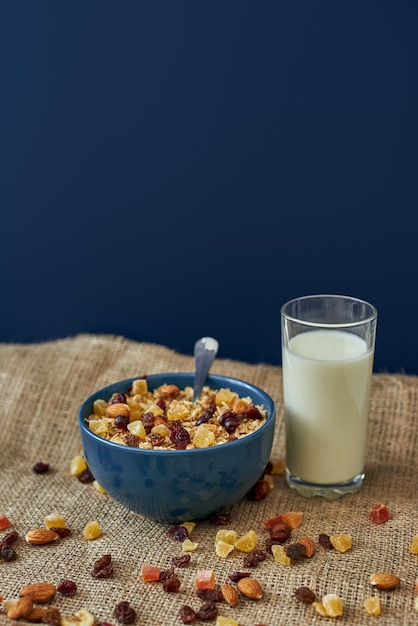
1;334;417;626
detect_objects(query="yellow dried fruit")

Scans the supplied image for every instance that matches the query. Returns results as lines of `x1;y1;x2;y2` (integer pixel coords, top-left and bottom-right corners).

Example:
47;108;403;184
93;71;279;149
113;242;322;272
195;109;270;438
215;540;235;558
130;378;148;395
70;455;88;476
193;425;216;448
313;602;328;617
182;539;198;552
44;513;66;529
127;420;147;439
215;616;239;626
215;388;237;406
215;529;237;545
93;399;108;416
271;544;292;566
322;593;344;617
330;533;352;553
364;596;381;615
151;424;170;437
92;480;106;494
234;530;258;552
83;520;101;540
181;522;196;535
410;534;418;554
271;458;286;475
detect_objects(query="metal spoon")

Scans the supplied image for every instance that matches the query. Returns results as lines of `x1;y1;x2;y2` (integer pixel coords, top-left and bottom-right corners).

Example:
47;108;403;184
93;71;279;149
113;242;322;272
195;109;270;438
193;337;219;402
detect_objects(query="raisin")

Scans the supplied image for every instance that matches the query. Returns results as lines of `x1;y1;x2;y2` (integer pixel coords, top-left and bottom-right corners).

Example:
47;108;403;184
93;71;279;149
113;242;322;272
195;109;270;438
284;543;307;559
156;399;166;411
172;554;191;567
228;572;251;582
146;433;165;447
244;406;263;420
179;605;196;624
196;601;218;621
111;393;127;404
57;580;77;597
211;511;232;525
77;467;95;483
163;577;181;592
269;521;292;543
195;411;213;426
0;545;17;561
50;527;71;538
168;525;189;542
196;588;223;602
40;607;61;626
243;553;260;568
113;601;136;624
123;433;140;447
319;533;334;550
92;554;113;579
295;586;316;604
159;566;175;581
249;479;269;500
141;412;155;433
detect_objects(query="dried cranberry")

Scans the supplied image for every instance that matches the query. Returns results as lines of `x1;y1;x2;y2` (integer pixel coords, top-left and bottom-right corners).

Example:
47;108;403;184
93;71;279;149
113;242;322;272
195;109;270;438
222;414;241;433
1;530;19;548
195;411;213;426
163;577;181;592
156;399;166;411
172;554;191;567
50;527;71;538
111;393;127;404
249;479;269;500
113;601;136;624
196;601;218;621
244;406;263;420
33;461;50;473
57;579;77;597
77;467;95;483
167;525;189;542
169;426;190;449
115;415;129;430
179;605;196;624
219;411;236;427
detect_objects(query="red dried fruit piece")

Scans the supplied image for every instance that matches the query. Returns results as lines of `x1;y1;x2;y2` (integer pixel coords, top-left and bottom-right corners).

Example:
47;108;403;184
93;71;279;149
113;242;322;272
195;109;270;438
57;580;77;597
229;571;251;582
0;515;12;530
172;554;191;567
249;479;269;500
263;514;284;529
369;503;390;524
33;462;50;473
141;564;161;582
167;525;189;542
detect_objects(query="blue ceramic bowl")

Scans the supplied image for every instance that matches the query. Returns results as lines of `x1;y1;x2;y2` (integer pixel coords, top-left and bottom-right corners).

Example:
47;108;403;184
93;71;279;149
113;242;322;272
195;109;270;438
78;373;276;523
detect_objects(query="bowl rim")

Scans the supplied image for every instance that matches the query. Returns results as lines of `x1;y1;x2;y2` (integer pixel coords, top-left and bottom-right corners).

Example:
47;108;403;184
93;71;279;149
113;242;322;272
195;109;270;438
78;372;276;456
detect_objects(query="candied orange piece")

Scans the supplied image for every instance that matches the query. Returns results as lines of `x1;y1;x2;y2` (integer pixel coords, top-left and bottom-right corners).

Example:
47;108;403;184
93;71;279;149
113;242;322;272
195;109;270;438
141;564;161;582
282;512;303;529
195;570;215;590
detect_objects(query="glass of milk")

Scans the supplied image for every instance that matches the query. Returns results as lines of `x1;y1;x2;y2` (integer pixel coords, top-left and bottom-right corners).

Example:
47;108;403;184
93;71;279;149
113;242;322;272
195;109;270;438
281;294;377;499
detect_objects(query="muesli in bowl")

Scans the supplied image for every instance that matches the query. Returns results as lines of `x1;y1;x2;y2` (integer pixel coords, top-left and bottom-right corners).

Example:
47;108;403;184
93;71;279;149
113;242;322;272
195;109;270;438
78;373;276;523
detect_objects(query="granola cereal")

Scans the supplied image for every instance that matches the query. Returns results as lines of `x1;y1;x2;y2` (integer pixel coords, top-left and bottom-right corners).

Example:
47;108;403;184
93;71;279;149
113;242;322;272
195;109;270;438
86;380;267;450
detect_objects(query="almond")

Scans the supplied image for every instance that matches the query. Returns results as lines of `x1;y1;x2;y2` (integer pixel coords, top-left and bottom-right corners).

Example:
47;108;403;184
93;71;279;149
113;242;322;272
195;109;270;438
25;529;60;545
221;583;239;606
369;572;400;590
105;403;130;418
20;582;57;603
7;596;33;619
237;577;263;600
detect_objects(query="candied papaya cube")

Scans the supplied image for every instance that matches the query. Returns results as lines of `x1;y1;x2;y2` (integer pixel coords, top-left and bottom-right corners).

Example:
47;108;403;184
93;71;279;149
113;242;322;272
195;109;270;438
215;389;237;406
195;569;215;590
141;564;161;582
131;378;148;394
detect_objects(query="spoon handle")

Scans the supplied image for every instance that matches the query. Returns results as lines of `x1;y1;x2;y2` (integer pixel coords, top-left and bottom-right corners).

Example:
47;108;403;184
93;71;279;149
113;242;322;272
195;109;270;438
193;337;219;402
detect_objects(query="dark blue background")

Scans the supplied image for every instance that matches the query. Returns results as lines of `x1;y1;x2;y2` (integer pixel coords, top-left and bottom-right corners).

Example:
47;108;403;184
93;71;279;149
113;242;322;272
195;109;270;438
1;1;417;373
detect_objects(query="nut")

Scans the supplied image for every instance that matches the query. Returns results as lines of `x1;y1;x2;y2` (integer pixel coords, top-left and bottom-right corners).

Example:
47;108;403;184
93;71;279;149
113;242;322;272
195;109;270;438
369;572;401;590
298;537;316;557
221;583;239;606
20;582;57;603
61;609;96;626
237;577;263;600
7;597;33;619
26;607;48;622
25;529;60;545
105;403;130;418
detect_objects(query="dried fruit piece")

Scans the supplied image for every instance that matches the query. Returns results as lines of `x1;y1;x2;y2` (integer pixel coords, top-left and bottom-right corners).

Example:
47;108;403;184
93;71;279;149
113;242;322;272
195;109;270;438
179;605;196;624
163;577;181;592
312;602;328;617
196;601;218;621
0;515;12;530
25;529;60;545
369;502;390;524
271;458;286;475
61;609;96;626
195;569;215;590
318;533;334;550
295;586;316;604
83;520;101;540
281;512;303;529
70;455;88;476
168;525;189;542
215;540;235;558
228;571;251;582
141;564;161;582
237;577;263;600
92;554;113;578
33;462;50;473
172;554;191;567
234;530;258;552
410;534;418;554
330;533;352;553
364;596;381;615
322;593;344;617
41;607;61;625
271;544;292;566
369;572;400;590
57;580;77;597
182;539;198;552
181;521;196;535
221;583;239;607
263;514;283;529
216;616;239;626
113;602;136;624
298;537;316;557
20;582;56;603
44;513;66;529
284;543;306;559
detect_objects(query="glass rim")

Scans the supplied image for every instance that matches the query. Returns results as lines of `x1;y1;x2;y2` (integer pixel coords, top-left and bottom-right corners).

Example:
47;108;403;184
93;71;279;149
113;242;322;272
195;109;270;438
281;294;378;329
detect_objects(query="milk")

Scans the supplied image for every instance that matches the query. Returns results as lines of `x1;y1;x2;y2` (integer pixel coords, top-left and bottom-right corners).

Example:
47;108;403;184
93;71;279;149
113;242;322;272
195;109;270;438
283;329;374;485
